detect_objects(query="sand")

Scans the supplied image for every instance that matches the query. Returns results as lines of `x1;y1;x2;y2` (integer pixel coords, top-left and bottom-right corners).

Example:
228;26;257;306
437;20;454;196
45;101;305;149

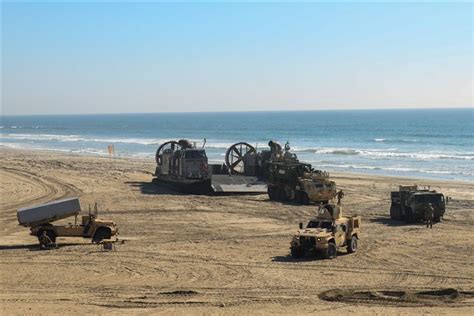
1;148;473;315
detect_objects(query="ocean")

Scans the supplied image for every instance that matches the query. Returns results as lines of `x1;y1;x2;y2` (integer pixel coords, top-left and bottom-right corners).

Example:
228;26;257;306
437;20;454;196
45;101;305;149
1;109;473;181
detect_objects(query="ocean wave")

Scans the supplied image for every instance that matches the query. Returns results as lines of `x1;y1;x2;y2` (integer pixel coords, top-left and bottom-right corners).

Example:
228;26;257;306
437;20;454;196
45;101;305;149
317;163;474;177
0;133;240;148
293;146;474;161
372;138;419;143
0;133;180;146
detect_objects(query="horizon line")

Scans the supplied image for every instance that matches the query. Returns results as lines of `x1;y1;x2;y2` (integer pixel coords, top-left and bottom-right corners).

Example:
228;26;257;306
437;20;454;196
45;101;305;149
2;106;473;117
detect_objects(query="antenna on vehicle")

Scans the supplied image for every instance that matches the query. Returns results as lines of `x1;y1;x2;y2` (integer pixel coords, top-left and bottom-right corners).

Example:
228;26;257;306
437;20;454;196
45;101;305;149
88;204;91;216
94;202;98;217
202;138;207;148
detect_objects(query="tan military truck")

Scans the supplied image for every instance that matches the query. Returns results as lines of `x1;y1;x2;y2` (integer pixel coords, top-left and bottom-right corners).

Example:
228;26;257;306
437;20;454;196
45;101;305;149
290;204;360;259
18;198;118;247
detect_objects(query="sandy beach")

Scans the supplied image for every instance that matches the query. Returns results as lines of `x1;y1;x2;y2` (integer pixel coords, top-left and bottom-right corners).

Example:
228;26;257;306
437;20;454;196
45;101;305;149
0;148;473;314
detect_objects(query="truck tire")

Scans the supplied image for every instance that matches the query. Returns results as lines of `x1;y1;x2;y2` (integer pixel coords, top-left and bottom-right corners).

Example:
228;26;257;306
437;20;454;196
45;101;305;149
92;227;111;243
278;186;290;201
296;191;310;205
37;229;56;243
324;242;337;259
291;246;304;258
347;235;358;253
267;186;276;200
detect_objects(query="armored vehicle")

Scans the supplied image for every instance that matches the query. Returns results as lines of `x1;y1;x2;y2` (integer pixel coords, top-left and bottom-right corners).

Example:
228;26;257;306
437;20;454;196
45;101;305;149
18;198;118;247
154;139;211;194
290;204;360;259
262;141;336;204
222;140;336;203
390;185;446;223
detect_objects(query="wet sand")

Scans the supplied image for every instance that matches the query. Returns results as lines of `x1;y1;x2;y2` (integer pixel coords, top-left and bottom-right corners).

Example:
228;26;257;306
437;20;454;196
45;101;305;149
1;148;473;314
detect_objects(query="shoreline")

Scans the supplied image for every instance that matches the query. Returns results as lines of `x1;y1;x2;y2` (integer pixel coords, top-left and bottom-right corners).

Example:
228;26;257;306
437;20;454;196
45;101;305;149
1;146;472;185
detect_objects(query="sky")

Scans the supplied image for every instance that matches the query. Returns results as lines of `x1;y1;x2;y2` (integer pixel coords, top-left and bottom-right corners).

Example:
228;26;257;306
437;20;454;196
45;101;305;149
1;1;473;115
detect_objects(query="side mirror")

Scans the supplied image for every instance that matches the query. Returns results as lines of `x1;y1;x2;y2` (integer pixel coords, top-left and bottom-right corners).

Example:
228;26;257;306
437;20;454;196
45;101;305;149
299;223;303;229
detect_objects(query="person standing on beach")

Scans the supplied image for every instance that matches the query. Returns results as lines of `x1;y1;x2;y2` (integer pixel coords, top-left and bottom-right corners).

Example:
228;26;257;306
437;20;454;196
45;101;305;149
336;190;344;205
424;203;434;229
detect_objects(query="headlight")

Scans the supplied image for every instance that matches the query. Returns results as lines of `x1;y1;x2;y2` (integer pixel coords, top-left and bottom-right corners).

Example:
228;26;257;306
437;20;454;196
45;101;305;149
317;237;322;242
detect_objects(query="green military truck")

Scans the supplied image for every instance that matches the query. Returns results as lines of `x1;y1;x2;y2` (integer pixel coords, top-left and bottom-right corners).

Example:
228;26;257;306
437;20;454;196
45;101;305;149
390;185;446;223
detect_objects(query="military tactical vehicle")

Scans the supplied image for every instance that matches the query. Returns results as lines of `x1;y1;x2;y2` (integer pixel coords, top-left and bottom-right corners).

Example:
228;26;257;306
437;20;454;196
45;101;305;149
223;140;336;203
17;198;118;247
390;185;446;223
262;141;336;204
154;139;211;194
290;204;360;259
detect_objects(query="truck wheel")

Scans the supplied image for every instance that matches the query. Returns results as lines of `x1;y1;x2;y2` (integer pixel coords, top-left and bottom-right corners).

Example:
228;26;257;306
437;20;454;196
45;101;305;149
434;216;441;223
347;236;358;253
268;187;276;200
296;191;310;205
291;247;304;258
325;242;337;259
37;229;56;243
92;227;111;243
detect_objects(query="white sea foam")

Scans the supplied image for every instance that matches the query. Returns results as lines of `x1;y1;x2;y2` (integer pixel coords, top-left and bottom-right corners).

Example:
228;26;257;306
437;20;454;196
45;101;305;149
316;163;474;177
374;138;386;142
292;146;474;161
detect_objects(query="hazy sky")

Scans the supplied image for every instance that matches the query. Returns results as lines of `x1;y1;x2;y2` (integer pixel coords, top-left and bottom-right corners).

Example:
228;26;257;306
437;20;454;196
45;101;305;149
2;1;473;115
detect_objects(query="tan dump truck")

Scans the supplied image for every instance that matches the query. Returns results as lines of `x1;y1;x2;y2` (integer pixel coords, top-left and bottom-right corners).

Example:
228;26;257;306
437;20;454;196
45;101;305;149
18;198;118;247
290;204;360;259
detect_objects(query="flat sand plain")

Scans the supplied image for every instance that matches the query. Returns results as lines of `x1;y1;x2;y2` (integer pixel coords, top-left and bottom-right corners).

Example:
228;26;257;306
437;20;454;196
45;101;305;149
1;148;473;315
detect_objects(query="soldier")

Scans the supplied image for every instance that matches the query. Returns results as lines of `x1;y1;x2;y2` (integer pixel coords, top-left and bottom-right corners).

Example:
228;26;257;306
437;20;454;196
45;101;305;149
336;190;344;205
424;203;434;229
39;231;53;250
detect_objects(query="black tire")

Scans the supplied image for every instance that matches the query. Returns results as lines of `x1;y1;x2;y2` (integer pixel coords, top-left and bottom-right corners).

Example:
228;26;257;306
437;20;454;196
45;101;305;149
37;229;56;243
92;227;111;243
347;235;358;253
280;186;291;201
291;247;304;258
433;216;441;223
267;186;276;200
325;242;337;259
296;191;309;205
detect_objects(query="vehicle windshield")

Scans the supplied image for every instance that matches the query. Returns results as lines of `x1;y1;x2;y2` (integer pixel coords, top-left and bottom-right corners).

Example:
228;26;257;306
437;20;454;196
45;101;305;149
307;220;333;229
414;194;443;204
185;150;206;159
